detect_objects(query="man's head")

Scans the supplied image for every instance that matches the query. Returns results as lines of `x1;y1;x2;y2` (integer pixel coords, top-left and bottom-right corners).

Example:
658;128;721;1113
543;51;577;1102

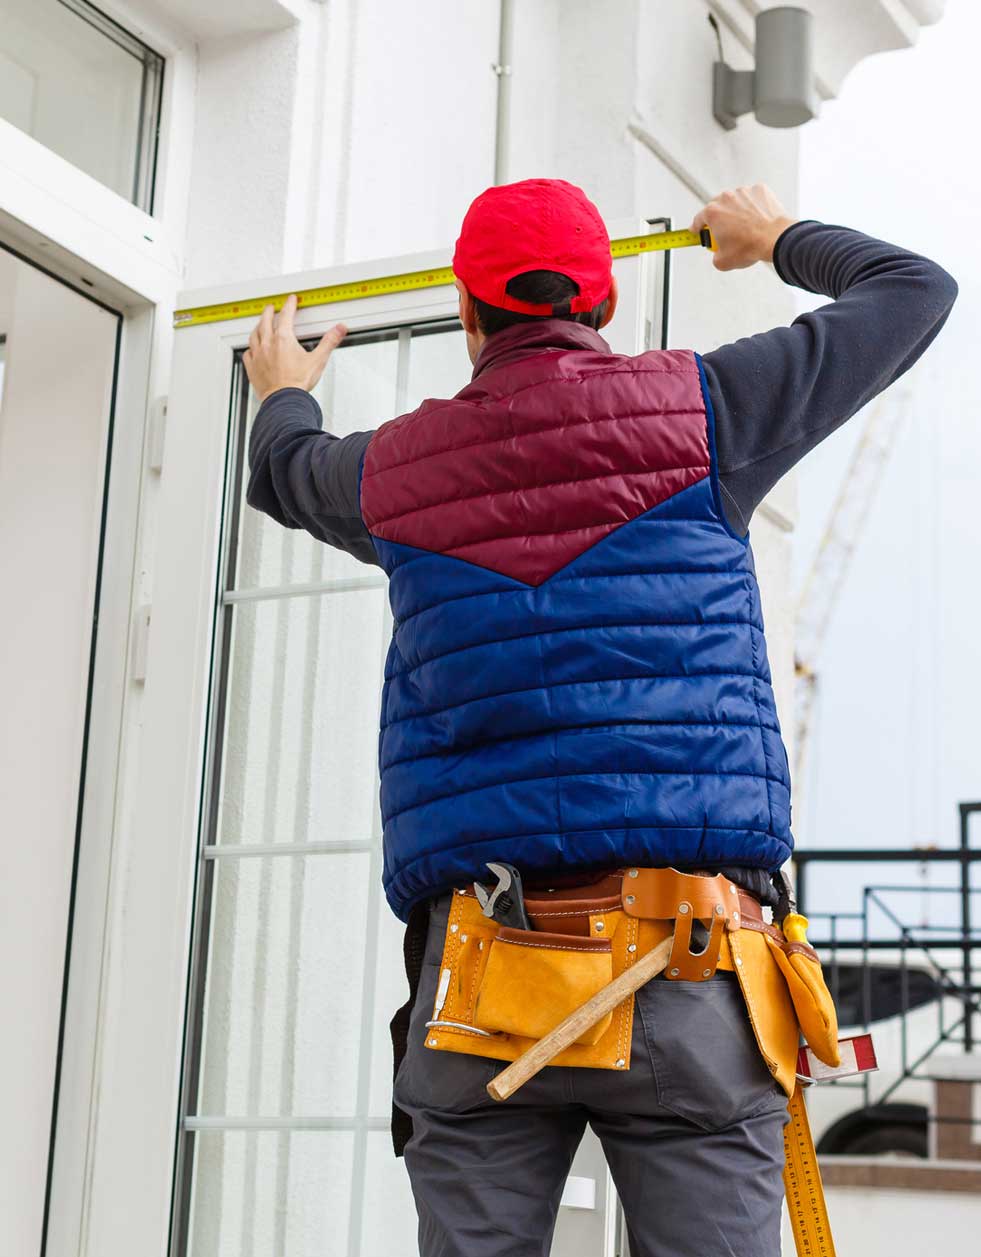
452;178;618;362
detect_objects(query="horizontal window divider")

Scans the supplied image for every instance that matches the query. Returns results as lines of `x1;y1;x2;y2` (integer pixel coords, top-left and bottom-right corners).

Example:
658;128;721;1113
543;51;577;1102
182;1115;391;1132
223;575;388;605
203;841;375;859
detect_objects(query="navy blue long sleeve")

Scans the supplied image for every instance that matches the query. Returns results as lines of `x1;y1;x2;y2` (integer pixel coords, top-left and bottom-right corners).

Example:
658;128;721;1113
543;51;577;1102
704;220;958;533
246;221;957;548
246;389;379;565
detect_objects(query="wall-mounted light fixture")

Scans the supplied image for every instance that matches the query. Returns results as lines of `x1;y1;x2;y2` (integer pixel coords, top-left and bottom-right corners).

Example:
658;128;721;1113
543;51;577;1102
712;6;819;131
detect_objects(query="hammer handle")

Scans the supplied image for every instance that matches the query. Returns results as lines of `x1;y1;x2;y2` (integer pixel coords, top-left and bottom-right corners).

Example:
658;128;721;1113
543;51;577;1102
486;933;675;1102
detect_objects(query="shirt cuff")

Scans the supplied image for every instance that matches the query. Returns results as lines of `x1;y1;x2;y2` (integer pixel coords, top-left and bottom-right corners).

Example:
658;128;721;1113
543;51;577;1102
255;386;324;426
771;219;822;286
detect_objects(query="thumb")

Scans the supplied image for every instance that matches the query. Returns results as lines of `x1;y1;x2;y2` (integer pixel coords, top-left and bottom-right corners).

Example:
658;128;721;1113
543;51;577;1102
311;322;347;366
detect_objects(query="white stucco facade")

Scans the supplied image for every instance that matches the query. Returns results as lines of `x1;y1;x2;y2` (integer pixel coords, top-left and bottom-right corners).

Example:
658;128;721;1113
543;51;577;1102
0;2;954;1255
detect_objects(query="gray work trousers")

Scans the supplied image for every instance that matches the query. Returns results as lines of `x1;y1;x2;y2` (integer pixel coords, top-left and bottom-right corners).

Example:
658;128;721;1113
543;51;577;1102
394;894;790;1257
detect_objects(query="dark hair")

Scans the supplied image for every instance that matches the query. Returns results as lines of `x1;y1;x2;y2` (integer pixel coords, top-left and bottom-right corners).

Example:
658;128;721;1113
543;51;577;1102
472;270;610;337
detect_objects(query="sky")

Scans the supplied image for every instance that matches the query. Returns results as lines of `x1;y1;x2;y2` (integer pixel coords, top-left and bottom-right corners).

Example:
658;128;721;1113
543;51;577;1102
789;0;980;923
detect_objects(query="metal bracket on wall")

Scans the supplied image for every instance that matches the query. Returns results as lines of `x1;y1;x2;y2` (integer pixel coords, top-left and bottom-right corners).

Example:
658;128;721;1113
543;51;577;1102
713;62;755;131
710;7;818;131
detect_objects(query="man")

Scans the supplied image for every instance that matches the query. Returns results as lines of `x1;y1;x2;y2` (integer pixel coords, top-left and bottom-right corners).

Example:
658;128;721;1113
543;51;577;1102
244;180;956;1256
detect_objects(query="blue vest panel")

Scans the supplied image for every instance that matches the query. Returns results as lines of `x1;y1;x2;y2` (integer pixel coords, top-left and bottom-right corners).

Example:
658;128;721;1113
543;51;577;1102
360;336;793;920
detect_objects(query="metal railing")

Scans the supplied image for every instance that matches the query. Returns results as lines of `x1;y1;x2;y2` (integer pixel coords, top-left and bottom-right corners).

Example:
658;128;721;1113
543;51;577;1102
792;802;981;1121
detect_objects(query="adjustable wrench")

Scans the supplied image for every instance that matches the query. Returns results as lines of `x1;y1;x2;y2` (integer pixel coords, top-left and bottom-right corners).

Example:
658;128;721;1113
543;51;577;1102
473;861;532;931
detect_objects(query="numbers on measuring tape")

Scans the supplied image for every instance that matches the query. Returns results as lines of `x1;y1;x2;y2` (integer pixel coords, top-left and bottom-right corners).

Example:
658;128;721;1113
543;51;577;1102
783;1088;836;1257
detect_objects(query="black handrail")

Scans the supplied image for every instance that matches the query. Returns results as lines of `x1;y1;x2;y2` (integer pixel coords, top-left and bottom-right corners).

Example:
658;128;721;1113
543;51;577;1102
789;803;981;1130
794;802;981;1050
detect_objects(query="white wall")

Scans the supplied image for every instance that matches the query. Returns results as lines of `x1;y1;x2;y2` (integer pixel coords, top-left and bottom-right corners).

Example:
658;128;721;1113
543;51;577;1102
0;253;118;1257
787;1186;981;1253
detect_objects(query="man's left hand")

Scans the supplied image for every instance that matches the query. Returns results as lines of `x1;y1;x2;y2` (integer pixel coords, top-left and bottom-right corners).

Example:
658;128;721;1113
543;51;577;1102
243;294;347;402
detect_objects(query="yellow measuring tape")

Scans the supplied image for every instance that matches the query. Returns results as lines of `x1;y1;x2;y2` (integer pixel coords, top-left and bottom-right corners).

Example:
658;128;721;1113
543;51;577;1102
784;1085;836;1257
172;227;713;330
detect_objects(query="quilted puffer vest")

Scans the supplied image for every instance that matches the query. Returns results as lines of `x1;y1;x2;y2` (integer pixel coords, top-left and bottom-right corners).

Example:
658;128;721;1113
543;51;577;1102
360;321;792;921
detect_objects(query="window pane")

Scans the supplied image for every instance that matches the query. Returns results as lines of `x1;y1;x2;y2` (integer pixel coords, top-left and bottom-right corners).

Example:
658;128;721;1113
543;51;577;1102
179;318;470;1255
186;1131;355;1257
360;1133;417;1252
407;322;468;411
234;330;400;592
0;0;162;209
195;855;371;1117
367;907;413;1116
214;588;387;847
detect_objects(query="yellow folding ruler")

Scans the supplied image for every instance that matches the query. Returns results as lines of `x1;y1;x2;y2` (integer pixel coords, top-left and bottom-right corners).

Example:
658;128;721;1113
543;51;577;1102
784;1086;836;1257
172;227;713;330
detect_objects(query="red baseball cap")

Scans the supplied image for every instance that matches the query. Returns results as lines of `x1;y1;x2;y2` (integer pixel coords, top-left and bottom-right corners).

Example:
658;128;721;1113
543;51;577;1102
452;178;612;316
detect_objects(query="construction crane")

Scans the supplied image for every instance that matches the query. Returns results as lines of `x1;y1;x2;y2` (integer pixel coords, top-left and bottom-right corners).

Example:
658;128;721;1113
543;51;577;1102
793;386;913;818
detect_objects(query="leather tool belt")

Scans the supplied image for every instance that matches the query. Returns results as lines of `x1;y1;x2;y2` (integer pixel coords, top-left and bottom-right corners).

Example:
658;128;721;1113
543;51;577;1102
424;866;841;1095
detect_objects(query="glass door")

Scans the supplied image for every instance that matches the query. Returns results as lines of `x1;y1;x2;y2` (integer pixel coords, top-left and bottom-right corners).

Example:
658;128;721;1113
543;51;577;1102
166;232;662;1257
0;243;121;1256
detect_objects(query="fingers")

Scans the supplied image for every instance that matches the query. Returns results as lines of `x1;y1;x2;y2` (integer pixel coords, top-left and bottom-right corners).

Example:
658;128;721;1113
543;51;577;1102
256;302;275;345
275;293;298;338
252;294;300;353
246;304;346;399
311;322;348;367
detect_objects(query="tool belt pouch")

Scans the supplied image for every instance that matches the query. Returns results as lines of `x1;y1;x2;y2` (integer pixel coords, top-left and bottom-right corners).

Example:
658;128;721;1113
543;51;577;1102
767;913;841;1068
425;886;639;1070
473;928;614;1046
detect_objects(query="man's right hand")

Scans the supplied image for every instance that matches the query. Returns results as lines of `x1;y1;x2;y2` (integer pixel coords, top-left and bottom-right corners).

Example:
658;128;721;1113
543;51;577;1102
692;185;797;272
